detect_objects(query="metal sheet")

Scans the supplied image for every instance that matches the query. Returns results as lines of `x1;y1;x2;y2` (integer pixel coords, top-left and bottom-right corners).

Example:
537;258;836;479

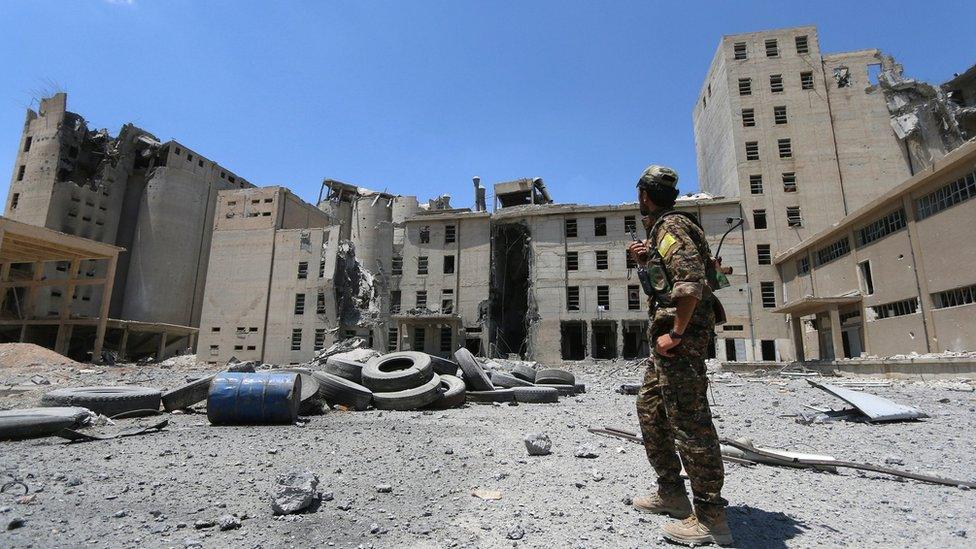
808;380;927;422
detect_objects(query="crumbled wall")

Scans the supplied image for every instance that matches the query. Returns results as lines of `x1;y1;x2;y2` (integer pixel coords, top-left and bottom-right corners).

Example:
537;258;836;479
335;240;381;328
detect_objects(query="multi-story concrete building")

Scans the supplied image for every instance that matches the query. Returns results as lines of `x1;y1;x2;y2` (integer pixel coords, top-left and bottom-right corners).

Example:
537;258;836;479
3;93;252;329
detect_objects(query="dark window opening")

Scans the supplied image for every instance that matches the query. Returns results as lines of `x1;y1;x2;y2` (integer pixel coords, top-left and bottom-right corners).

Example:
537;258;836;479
753;209;767;230
390;290;401;314
560;321;586;360
566;251;578;271
419;225;430;243
291;329;302;351
858;260;874;296
778;138;792;158
787;206;803;228
412;327;425;351
783;172;797;192
23;136;32;152
317;290;327;314
761;281;776;308
10;193;19;209
297;261;308;279
761;340;777;361
749;174;763;194
742;108;756;127
623;216;636;234
418;256;428;275
16;165;26;181
314;329;326;351
757;244;771;265
725;339;738;361
774;105;788;124
416;290;427;309
594;217;607;236
795;35;809;54
445;225;456;244
490;223;532;357
597;285;610;310
391;255;403;275
567;286;580;311
738;78;752;96
770;74;784;93
565;218;577;238
591;321;618;360
745;141;759;161
800;71;814;90
622;321;649;359
627;285;641;310
439;326;452;353
596;250;609;270
733;42;747;60
765;38;779;57
294;293;306;315
443;255;455;274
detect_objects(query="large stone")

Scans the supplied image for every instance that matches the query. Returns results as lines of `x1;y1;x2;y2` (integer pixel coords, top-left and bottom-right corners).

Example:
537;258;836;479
523;433;551;456
270;470;319;515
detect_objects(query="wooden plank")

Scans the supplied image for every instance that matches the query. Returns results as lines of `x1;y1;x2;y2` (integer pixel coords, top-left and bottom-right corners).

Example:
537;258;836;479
92;252;117;363
0;277;107;289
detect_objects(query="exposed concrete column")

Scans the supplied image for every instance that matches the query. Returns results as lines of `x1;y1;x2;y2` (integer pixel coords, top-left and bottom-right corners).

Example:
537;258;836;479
54;259;82;356
790;314;806;362
92;253;118;363
0;261;10;311
188;331;197;353
616;320;623;360
119;327;130;361
828;307;844;360
23;261;44;316
157;332;168;361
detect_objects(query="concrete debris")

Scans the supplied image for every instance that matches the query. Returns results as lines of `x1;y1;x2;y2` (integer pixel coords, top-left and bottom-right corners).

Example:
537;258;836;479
523;432;552;456
574;445;599;459
217;514;242;530
335;241;382;328
270;470;320;515
471;489;502;501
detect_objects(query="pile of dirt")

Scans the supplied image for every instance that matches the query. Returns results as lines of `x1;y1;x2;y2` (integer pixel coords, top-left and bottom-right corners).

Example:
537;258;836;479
0;343;81;370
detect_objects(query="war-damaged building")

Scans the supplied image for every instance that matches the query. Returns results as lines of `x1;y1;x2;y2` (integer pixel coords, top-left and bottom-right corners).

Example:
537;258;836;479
3;93;252;353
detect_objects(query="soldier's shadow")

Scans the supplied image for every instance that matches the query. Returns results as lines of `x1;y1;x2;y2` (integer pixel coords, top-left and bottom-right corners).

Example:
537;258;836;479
725;505;808;548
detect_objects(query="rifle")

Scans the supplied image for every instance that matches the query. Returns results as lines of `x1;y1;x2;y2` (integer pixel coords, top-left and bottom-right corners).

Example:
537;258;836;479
628;229;654;297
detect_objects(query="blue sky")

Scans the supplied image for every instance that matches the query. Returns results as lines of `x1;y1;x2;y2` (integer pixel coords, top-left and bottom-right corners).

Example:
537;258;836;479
1;1;973;208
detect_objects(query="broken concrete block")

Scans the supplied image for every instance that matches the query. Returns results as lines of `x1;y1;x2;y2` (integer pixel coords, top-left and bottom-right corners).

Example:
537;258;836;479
523;433;551;456
270;470;319;515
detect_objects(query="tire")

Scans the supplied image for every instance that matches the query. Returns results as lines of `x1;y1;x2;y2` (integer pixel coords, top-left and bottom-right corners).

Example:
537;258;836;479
513;386;559;404
372;375;442;411
277;368;321;402
311;371;373;411
536;383;576;396
41;386;161;417
535;369;575;386
512;363;537;382
361;352;434;392
427;375;466;409
467;388;515;403
574;382;586;394
454;348;493;391
490;371;535;388
162;376;214;411
324;357;366;383
428;355;460;376
0;407;92;440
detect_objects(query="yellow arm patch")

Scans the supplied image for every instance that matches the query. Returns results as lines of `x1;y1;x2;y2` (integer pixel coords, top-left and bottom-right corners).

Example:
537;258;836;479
658;232;678;257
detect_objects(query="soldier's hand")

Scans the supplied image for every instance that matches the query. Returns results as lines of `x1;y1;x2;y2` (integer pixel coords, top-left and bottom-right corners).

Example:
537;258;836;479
627;241;650;266
655;333;681;357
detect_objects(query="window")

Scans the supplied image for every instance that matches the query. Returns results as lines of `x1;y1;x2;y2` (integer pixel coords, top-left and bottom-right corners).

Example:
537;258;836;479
391;255;403;276
174;147;182;156
294;293;306;314
871;298;918;320
250;327;258;332
627;285;640;310
916;170;976;220
318;260;325;278
317;290;327;314
565;218;577;238
765;38;779;57
858;261;874;296
778;138;792;158
388;327;398;352
597;286;610;310
445;225;456;244
566;251;579;271
738;78;752;96
187;153;194;162
623;216;636;234
314;329;326;351
419;225;430;243
723;324;744;331
855;209;907;247
773;105;788;125
390;290;401;314
418;256;428;275
786;206;803;227
769;74;784;93
782;172;797;192
199;159;205;168
594;217;607;236
745;141;759;161
412;328;426;351
800;71;814;90
742;108;756;127
595;250;609;270
567;286;580;311
834;66;851;88
234;345;243;351
626;251;636;269
416;291;427;309
795;35;809;54
797;256;810;275
10;193;19;210
440;326;452;352
757;244;771;265
814;237;850;266
443;255;455;274
760;281;776;308
749;174;763;195
16;165;25;181
753;209;767;229
291;329;302;351
23;136;32;152
933;284;976;309
733;42;747;60
441;289;454;314
211;326;221;332
297;261;308;279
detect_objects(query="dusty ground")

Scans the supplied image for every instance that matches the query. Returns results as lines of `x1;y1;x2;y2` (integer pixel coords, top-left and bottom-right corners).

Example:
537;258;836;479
1;355;974;548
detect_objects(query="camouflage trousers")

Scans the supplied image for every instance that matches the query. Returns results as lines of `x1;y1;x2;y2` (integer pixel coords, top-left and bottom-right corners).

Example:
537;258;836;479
635;329;727;517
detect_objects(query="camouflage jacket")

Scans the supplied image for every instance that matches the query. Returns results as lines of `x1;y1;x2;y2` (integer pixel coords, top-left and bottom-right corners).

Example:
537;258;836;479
642;210;715;334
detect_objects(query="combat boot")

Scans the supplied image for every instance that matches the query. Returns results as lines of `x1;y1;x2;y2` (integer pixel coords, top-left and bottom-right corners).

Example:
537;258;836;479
631;490;692;519
661;507;733;546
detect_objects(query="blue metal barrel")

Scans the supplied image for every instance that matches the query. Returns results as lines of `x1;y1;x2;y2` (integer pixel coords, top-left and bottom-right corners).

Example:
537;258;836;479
207;372;302;425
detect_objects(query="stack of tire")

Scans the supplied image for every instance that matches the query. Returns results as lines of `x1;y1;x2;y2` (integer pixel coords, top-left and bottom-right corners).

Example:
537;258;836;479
456;349;581;405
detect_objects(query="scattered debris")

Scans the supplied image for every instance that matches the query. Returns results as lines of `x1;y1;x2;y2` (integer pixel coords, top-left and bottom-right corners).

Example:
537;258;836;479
523;433;552;456
471;489;502;501
58;418;169;443
506;524;525;540
807;380;928;422
217;514;241;531
270;471;320;515
574;445;599;459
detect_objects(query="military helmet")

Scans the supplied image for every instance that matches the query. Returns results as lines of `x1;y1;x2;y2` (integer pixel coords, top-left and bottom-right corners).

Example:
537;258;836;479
637;165;679;189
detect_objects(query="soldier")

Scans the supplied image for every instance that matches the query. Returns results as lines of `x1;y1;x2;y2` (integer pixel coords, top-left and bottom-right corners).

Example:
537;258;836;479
626;165;732;546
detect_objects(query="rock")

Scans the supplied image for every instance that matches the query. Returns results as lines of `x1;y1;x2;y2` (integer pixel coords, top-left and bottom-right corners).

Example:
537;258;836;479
113;510;128;518
271;470;319;515
574;445;599;459
591;470;605;482
375;484;393;493
370;523;381;534
523;433;552;456
65;477;83;487
884;456;905;466
7;517;26;530
506;524;525;540
194;518;215;529
227;360;258;373
217;514;241;531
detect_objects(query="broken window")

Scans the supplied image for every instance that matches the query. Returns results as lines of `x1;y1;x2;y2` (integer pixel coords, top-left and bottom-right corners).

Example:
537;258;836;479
565;218;577;238
760;281;776;308
765;38;778;57
797;256;810;275
733;42;747;60
297;261;308;279
391;255;403;275
773;105;787;124
199;159;205;168
795;35;809;54
745;141;759;161
416;290;427;308
566;251;579;271
594;217;607;236
738;78;752;96
318;259;325;278
623;215;636;234
742;108;756;127
314;329;326;351
445;224;456;244
933;283;976;309
856;208;906;246
439;326;452;352
778;138;792;158
627;285;640;310
390;290;401;314
443;255;455;274
317;290;327;314
23;136;32;152
419;226;430;243
174;147;182;156
834;66;851;88
782;172;797;192
753;209;767;230
786;206;803;227
418;256;428;275
388;327;398;352
597;285;610;310
749;174;763;195
723;325;743;332
294;293;306;315
412;327;425;351
916;170;976;220
16;165;25;181
441;289;454;314
10;193;19;210
858;260;875;296
567;286;580;311
800;71;814;90
814;236;849;266
291;329;302;351
596;250;609;270
757;244;771;265
871;298;918;319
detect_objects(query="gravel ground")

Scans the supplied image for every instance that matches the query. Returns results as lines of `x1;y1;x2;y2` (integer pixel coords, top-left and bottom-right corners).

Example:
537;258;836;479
1;357;974;548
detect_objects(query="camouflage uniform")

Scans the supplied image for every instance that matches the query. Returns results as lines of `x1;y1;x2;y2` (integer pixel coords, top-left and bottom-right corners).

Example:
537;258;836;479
635;209;727;521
